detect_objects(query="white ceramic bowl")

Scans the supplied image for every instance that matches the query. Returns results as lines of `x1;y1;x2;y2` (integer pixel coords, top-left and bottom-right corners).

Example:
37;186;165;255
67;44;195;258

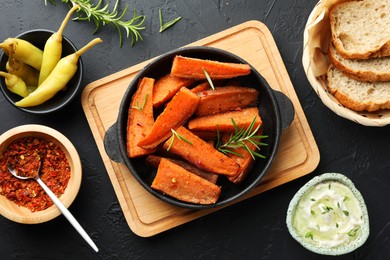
0;124;82;224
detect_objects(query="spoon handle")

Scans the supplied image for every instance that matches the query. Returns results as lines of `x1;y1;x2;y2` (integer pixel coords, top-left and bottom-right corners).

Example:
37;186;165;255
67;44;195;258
36;177;99;252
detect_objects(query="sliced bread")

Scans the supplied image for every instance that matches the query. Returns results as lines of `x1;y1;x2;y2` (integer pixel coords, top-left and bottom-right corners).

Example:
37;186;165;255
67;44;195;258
330;0;390;59
327;65;390;112
329;44;390;82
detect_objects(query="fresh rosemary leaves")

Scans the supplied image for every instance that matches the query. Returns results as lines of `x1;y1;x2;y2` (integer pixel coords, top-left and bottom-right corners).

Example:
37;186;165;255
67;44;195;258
202;68;215;90
131;94;148;111
159;9;182;33
44;0;146;47
45;1;183;46
166;129;192;151
215;116;268;160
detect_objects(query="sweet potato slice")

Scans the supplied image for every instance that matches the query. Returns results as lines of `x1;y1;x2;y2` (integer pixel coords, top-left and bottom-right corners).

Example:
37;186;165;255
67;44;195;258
126;77;156;158
162;126;240;176
153;74;195;107
137;87;200;150
188;107;262;133
146;155;218;184
171;55;251;80
151;158;221;204
226;138;260;184
190;80;223;93
191;81;212;93
195;86;259;116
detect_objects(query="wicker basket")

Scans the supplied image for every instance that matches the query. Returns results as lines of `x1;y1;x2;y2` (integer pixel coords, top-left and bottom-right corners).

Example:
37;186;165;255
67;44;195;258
302;1;390;127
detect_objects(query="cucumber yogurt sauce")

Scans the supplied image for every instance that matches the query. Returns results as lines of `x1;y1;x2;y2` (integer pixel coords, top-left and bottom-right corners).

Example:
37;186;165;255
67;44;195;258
293;181;363;248
286;173;369;255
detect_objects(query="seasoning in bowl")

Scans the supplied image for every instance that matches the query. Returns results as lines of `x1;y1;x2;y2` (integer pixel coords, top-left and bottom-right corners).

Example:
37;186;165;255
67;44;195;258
0;136;71;212
286;173;369;255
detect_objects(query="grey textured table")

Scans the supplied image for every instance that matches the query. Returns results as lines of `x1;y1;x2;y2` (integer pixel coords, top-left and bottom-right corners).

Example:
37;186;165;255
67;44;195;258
0;1;389;259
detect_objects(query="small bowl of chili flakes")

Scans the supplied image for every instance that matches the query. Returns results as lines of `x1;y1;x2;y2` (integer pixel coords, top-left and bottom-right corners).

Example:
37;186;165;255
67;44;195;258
0;124;82;224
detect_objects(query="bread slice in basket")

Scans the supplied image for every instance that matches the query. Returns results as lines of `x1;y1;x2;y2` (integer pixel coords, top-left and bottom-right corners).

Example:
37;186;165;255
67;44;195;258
327;65;390;112
329;44;390;82
330;0;390;59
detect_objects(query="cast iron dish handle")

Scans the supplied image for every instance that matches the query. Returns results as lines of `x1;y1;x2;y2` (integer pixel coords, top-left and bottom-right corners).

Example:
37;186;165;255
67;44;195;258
274;90;295;130
104;123;124;164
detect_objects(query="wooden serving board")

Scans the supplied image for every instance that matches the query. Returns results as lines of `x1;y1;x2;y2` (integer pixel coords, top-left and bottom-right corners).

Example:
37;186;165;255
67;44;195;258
81;20;320;237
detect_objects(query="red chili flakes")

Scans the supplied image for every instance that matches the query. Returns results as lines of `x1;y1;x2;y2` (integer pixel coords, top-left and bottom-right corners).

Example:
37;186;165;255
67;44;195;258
0;137;71;212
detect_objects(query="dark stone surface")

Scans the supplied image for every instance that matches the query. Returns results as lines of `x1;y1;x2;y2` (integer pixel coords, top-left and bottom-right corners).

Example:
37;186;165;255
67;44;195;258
0;1;389;259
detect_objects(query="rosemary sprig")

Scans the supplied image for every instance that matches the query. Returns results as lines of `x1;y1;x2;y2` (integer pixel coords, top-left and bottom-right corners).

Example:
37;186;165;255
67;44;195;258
159;9;182;33
202;68;215;90
166;129;192;151
44;0;146;47
215;116;268;160
131;94;148;111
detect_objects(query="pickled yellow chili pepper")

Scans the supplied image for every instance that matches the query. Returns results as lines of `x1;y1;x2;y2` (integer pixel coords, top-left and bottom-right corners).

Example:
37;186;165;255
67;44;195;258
15;38;102;107
38;4;80;86
0;38;43;70
0;71;31;97
6;56;39;86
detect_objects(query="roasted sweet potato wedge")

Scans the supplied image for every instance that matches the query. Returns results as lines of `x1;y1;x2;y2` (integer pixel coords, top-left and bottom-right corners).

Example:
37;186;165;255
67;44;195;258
151;158;221;204
153;74;195;107
137;87;200;150
146;155;218;184
188;107;262;133
171;55;251;80
195;86;259;116
190;80;224;93
126;77;156;158
162;126;240;176
191;81;212;93
226;138;259;184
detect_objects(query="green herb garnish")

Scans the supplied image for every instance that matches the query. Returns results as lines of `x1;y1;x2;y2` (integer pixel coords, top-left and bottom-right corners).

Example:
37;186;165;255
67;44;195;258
321;205;333;214
166;129;192;151
202;68;215;90
44;0;146;47
159;9;182;33
132;94;148;111
347;228;359;237
215;116;268;160
305;232;314;240
343;210;350;217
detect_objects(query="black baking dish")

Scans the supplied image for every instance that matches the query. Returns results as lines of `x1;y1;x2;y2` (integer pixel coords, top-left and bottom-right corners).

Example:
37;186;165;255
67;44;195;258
103;46;295;209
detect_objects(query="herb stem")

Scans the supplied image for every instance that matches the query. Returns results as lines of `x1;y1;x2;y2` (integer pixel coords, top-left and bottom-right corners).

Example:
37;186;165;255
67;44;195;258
131;94;148;111
202;68;215;90
159;9;182;33
166;129;192;151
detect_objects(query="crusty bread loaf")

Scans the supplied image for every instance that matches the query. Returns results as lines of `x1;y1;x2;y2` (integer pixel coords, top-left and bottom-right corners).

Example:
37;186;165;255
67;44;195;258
327;65;390;112
330;0;390;59
329;44;390;82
